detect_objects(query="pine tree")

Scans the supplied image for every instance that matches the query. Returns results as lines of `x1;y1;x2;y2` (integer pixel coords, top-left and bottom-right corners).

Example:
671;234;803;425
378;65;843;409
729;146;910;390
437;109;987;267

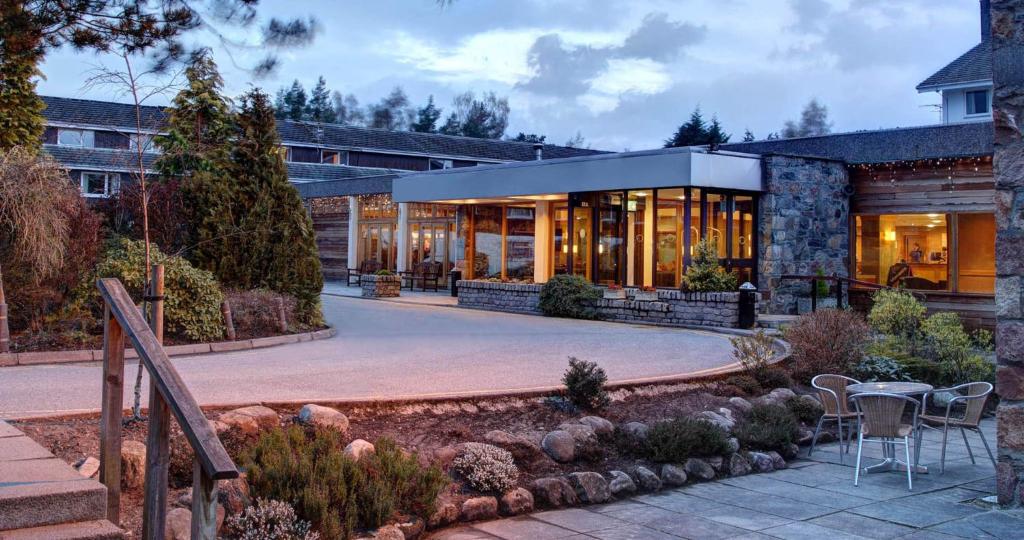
0;5;44;152
227;89;324;324
510;133;546;143
410;95;442;133
706;116;731;145
279;80;308;121
664;107;709;148
742;129;755;142
306;76;336;123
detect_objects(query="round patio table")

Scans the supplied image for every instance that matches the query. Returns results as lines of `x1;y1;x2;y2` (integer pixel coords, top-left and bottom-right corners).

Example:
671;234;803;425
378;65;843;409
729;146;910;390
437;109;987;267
847;381;934;474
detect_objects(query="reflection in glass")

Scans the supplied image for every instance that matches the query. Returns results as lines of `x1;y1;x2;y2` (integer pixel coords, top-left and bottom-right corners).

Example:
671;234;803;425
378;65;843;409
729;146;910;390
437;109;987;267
627;191;647;286
572;206;593;280
733;195;754;259
553;206;569;275
597;192;624;285
656;189;684;287
473;206;503;278
706;193;727;258
505;207;535;279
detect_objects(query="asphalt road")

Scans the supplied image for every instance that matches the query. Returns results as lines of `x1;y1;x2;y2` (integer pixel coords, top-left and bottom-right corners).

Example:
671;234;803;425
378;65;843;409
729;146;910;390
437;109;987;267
0;295;738;419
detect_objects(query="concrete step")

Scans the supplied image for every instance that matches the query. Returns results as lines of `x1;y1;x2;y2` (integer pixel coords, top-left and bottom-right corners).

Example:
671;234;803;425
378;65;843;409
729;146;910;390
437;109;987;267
758;313;799;330
0;519;124;540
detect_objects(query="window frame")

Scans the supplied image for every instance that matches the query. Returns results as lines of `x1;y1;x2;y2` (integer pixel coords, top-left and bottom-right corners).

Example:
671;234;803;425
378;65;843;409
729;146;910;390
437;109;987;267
80;171;119;198
57;129;85;147
965;89;990;116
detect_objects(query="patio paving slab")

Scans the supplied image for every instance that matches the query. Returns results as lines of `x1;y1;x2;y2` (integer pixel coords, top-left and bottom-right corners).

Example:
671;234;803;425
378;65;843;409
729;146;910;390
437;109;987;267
531;509;627;533
471;516;580;539
807;511;917;539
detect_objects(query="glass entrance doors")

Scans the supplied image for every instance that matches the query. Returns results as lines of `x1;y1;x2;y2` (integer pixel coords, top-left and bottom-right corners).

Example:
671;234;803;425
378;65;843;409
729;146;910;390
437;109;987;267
569;192;627;286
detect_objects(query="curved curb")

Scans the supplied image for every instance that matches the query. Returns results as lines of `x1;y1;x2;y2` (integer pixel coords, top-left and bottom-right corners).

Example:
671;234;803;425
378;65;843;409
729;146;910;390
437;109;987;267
4;336;790;422
0;327;337;368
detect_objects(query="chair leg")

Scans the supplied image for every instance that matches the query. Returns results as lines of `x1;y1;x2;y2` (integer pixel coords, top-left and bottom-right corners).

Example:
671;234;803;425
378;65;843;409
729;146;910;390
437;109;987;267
914;426;923;468
940;423;950;474
960;428;976;464
847;421;856;455
837;417;845;464
977;428;997;468
854;432;864;487
904;436;913;491
809;416;825;458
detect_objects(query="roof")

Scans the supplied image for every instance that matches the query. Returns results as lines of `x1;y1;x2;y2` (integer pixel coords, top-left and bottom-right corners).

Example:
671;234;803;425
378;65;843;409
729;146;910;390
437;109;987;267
276;120;607;162
40;95;607;162
293;174;398;198
42;95;167;131
916;42;992;91
720;121;993;164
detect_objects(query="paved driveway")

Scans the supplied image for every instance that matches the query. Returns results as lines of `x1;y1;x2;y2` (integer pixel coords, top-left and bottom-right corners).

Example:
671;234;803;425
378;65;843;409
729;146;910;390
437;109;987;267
0;295;737;419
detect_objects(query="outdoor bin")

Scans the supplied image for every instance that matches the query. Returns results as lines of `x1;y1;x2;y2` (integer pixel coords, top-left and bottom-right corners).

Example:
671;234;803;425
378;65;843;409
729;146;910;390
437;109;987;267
450;270;462;297
738;282;757;329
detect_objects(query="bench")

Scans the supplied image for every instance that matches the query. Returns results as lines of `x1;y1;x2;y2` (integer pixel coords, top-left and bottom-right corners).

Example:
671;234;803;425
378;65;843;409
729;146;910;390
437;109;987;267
346;259;383;286
400;261;443;292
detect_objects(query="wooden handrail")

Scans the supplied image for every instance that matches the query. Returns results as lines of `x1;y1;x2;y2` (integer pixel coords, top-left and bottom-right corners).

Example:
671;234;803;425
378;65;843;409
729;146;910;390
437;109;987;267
97;277;237;539
779;273;927;313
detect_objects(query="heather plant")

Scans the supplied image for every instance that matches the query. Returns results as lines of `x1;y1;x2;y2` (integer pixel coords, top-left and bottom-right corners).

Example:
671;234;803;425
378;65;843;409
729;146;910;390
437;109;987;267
734;404;798;452
562;357;610;410
784;308;870;384
784;396;824;425
723;374;762;396
540;274;601;319
228;498;320;540
452;443;518;493
683;239;737;292
639;418;731;462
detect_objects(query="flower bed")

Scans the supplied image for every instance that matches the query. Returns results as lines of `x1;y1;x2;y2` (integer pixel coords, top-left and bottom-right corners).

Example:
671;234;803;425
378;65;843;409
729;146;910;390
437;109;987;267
457;280;759;328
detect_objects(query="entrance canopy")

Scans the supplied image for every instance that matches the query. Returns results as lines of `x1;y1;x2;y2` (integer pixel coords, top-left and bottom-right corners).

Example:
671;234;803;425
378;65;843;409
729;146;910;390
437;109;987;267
393;146;763;203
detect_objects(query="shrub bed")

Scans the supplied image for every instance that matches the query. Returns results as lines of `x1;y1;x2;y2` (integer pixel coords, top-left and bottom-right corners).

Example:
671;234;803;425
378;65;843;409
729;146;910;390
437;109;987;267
734;404;798;453
225;288;301;338
637;417;731;463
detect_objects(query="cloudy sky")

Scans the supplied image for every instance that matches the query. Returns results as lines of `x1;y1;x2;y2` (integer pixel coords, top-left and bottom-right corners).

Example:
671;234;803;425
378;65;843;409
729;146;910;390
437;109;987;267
37;0;983;150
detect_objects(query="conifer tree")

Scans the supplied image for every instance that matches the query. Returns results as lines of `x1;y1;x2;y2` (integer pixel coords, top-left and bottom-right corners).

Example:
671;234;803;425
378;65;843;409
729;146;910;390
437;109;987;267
226;89;324;324
410;95;442;133
664;107;709;148
306;76;336;123
0;4;44;152
706;116;731;145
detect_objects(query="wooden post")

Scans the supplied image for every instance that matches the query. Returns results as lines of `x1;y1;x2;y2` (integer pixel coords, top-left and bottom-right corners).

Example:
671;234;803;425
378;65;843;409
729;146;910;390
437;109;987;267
835;276;844;309
190;458;219;539
0;264;9;353
275;296;288;333
141;264;169;539
810;278;818;312
221;300;236;341
99;304;126;524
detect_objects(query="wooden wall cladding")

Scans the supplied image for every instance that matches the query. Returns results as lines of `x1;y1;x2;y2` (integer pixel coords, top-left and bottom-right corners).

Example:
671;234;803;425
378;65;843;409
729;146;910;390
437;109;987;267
849;158;994;214
311;197;349;279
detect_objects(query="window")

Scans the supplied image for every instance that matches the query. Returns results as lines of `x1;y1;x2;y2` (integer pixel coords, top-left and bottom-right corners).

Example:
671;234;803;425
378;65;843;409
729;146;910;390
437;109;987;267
321;150;344;165
430;158;453;170
855;214;950;291
129;134;154;152
957;213;995;293
505;207;535;280
58;129;84;146
80;172;119;198
472;206;503;279
655;188;684;287
966;90;990;116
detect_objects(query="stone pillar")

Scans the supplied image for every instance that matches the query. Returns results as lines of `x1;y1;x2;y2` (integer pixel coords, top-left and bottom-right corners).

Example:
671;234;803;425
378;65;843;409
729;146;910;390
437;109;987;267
534;201;552;283
347;196;359;272
396;202;410;273
992;0;1024;507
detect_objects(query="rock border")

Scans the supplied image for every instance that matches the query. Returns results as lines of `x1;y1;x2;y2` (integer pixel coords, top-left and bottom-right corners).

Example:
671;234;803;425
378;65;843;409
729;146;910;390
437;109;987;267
0;327;336;368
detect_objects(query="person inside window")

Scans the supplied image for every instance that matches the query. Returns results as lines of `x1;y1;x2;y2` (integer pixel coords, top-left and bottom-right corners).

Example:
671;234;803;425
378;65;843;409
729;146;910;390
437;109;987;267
887;259;913;287
910;243;924;263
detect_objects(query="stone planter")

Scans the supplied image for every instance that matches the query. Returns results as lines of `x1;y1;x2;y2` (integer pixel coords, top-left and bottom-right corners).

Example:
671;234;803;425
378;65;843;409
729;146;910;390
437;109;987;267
632;290;659;302
361;274;401;298
603;288;627;300
797;296;837;314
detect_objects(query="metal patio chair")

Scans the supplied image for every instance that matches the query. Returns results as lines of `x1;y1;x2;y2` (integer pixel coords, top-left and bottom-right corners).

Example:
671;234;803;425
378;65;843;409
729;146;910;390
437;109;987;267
852;392;920;490
916;382;995;474
809;374;862;463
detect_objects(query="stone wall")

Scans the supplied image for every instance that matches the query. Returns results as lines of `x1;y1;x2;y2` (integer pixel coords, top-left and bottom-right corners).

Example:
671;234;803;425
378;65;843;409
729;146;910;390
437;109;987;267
361;274;401;298
993;0;1024;507
759;155;850;315
457;281;758;328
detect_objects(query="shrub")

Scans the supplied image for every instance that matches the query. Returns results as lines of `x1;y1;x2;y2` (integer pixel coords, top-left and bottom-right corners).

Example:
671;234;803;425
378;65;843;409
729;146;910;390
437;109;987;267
920;312;995;386
784;396;824;425
375;269;393;276
640;417;731;462
868;289;925;339
225;289;301;337
784;309;870;384
539;274;601;319
723;375;762;395
852;355;912;383
244;426;447;539
227;498;320;540
71;238;224;341
755;367;793;390
451;443;519;493
734;404;798;452
972;328;994;352
730;331;789;388
562;357;610;410
683;239;737;292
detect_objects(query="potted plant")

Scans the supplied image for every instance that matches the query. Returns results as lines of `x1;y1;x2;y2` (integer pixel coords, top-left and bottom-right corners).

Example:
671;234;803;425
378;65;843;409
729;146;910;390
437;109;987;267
603;284;626;300
633;285;659;302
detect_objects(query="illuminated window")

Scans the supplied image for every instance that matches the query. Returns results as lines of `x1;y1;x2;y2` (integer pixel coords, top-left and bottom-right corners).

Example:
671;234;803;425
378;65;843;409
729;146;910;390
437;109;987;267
855;214;950;290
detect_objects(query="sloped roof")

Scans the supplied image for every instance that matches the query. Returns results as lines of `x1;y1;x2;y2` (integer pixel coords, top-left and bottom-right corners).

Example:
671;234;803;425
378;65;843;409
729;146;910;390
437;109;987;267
720;121;993;164
42;95;167;130
917;42;992;91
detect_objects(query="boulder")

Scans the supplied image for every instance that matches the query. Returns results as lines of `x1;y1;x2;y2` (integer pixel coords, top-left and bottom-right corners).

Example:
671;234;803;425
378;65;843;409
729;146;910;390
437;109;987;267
433;444;467;471
767;451;787;470
796;428;815;446
373;525;405;540
164;506;224;540
484;430;547;464
567;471;611;504
728;397;753;413
344;439;376;461
297;404;350;432
541;430;575;463
622;422;649;440
218;405;279;435
557;423;598;444
608;471;637;496
699;410;734;432
718;408;736;423
633;466;662;491
781;443;800;460
761;388;797;406
684;458;716;481
75;456;100;478
578;416;614;436
121;440;147;490
660;464;688;487
397;517;425;539
747;452;775;473
218;476;251;515
726;437;740;454
428;500;460;529
706;456;725;472
460;496;499;522
499;487;534;515
728;453;751;477
529;477;579;508
799;394;822;408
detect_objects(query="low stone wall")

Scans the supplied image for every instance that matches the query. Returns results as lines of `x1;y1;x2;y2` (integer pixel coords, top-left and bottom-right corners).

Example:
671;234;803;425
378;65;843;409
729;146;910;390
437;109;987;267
361;274;401;297
457;281;758;328
457;280;543;314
